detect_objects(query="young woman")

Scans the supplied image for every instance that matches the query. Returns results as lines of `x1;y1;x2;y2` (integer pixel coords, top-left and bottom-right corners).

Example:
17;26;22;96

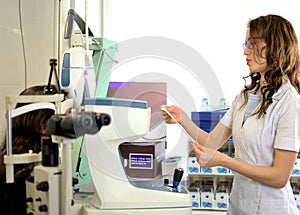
161;14;300;215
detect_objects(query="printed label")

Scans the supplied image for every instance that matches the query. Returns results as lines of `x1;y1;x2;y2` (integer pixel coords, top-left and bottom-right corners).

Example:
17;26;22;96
129;153;153;169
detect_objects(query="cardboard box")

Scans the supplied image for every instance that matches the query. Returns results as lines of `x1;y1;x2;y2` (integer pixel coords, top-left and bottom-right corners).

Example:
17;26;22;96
213;166;230;174
292;158;300;176
187;157;200;174
189;188;201;208
215;192;229;210
200;190;214;209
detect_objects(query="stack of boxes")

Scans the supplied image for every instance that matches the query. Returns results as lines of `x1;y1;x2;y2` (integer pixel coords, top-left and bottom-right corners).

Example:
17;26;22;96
291;154;300;211
292;156;300;176
292;183;300;210
190;111;233;176
188;110;232;211
188;180;231;210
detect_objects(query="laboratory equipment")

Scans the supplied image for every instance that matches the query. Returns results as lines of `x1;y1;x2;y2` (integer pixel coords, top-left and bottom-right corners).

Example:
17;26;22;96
119;140;166;179
74;81;168;188
60;8;118;189
81;98;192;214
61;9;118;109
61;8;96;109
172;168;184;189
23;98;191;215
26;111;111;215
4;94;63;184
3;93;64;215
60;44;96;109
23;4;192;214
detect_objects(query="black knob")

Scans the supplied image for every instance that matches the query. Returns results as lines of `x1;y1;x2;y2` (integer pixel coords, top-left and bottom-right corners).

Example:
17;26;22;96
172;168;184;188
26;197;33;202
39;204;48;212
36;181;49;192
164;178;169;186
73;177;79;186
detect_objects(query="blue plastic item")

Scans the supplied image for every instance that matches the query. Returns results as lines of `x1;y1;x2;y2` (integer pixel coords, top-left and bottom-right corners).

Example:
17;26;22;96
191;111;232;142
191;111;226;131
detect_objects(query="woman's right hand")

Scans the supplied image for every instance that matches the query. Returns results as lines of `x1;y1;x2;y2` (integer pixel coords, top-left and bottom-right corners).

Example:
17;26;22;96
160;105;183;124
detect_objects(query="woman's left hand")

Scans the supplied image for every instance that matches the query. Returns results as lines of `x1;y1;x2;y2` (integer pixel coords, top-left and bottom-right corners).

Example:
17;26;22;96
192;142;226;168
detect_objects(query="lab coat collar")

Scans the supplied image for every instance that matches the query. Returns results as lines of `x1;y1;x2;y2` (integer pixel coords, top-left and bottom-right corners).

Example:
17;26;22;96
247;76;296;100
272;76;296;100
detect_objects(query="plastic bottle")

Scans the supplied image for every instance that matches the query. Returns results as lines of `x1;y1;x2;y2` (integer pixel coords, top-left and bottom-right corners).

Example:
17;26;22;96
199;98;212;111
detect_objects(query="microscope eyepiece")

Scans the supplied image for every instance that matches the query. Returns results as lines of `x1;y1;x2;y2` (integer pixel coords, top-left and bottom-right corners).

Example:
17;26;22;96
95;113;111;127
47;111;110;138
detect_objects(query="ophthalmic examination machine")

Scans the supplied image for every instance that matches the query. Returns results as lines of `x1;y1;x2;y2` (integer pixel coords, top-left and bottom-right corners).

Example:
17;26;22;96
4;7;192;214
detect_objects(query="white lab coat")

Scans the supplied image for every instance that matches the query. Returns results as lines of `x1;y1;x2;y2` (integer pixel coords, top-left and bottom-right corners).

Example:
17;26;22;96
220;77;300;215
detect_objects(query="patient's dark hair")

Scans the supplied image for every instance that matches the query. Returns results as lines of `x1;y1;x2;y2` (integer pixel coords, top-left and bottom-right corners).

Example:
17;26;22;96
0;85;58;181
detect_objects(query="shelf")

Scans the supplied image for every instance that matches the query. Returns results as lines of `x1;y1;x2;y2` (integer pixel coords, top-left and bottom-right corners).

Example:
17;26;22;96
192;210;227;215
188;173;234;177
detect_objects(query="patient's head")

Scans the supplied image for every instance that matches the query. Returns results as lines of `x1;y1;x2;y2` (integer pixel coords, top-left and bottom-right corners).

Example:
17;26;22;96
0;85;58;180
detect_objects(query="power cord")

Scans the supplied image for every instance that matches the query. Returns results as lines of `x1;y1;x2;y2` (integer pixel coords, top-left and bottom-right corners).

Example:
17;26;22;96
18;0;28;89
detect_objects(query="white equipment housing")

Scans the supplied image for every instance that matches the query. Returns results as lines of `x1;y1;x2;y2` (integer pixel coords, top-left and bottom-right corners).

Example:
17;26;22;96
23;98;192;215
82;98;192;214
61;46;96;109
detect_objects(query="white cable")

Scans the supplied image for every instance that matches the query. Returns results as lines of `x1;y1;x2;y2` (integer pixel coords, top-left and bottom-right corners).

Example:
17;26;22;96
85;0;89;54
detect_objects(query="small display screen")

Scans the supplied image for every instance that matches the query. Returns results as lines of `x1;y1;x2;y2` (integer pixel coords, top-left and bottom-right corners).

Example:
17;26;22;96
129;153;153;169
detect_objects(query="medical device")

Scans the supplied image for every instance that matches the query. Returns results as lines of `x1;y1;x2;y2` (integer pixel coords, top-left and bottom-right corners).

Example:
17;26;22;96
14;96;191;215
4;94;63;184
80;98;191;214
60;8;96;109
5;4;192;214
60;43;96;109
47;111;110;138
25;110;110;215
60;9;117;109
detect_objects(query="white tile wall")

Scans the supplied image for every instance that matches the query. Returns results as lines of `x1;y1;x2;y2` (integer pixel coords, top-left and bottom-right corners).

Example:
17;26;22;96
0;0;72;144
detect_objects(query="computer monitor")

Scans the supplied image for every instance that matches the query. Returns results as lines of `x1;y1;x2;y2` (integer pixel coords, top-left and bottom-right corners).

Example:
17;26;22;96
107;82;166;131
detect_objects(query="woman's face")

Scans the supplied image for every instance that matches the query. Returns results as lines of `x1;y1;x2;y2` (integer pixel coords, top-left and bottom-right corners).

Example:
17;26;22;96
243;28;267;74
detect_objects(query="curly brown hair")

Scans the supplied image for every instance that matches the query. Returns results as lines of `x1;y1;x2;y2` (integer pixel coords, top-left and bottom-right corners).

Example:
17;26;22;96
0;85;58;181
242;14;300;118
